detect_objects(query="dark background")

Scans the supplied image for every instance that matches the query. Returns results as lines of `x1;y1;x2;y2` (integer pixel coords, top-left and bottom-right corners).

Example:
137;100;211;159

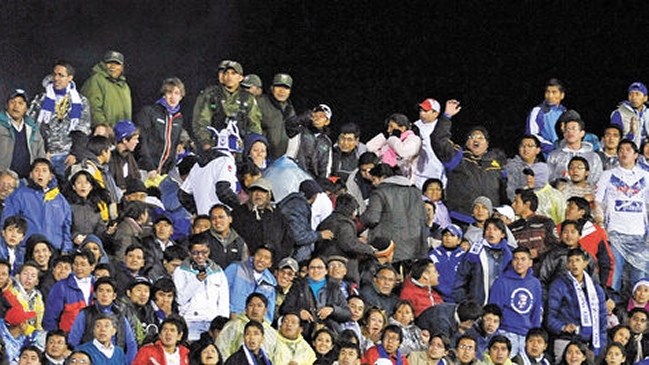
1;1;647;156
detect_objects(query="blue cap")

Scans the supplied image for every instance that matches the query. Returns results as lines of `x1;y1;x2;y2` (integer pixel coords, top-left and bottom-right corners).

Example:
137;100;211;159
629;82;648;96
114;120;138;142
442;224;463;239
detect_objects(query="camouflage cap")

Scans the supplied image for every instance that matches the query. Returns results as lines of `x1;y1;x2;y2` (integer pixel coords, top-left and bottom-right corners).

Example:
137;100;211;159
224;61;243;75
241;74;262;89
272;73;293;88
103;50;124;65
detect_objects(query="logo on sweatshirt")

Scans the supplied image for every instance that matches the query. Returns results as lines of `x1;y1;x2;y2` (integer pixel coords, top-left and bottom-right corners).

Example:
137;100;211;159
510;288;534;314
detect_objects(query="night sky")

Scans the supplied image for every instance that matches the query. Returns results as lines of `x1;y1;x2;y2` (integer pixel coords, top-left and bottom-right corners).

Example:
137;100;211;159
1;1;646;156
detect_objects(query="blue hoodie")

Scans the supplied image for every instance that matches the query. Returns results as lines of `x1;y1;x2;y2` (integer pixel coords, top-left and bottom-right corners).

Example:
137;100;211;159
488;264;542;335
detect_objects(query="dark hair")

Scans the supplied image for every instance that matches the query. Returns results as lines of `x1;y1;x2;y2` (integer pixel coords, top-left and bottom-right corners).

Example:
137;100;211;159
558;110;585;131
456;334;478;349
209;204;232;217
252;244;274;259
94;263;113;276
467;126;490;143
18;260;41;275
517;189;539;212
188;231;211;251
46;328;68;343
160;315;187;342
93;277;117;293
86;135;112;157
604;342;627;360
559;340;589;365
409;259;433;281
312;327;335;348
525;327;548;343
603;124;623;138
0;259;10;274
73;248;97;266
483;217;507;237
121;200;149;221
369;163;395;179
339;329;360;345
66;350;93;365
561;219;583;235
246;292;269;308
339;122;361;138
24;234;56;269
210;316;230;332
483;303;503;319
358;151;379;167
422;178;445;201
457;300;484;322
163;245;188;262
3;215;28;234
189;342;223;365
566;247;589;261
30;157;53;173
19;345;45;364
618;138;640;154
520;134;541;148
382;324;403;343
54;60;75;76
392;300;416;324
152;278;176;297
52;255;73;268
629;307;649;319
488;335;511;352
65;170;110;212
430;333;452;351
124;243;145;258
512;246;532;257
334;193;359;217
385;113;410;129
567;196;591;220
237;159;262;180
337;341;361;359
245;320;264;335
568;156;590;172
546;78;565;93
192;214;211;226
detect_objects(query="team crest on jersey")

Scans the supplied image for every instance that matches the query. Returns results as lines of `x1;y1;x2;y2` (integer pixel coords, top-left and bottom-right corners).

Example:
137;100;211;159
610;175;645;198
510;288;534;314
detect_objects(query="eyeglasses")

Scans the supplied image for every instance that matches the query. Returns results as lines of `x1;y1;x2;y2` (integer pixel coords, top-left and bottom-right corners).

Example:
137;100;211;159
458;344;475;351
519;143;538;148
469;134;486;140
191;250;209;256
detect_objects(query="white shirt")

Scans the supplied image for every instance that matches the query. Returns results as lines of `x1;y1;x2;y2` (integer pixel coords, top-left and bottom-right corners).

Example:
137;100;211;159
93;339;115;359
595;165;649;235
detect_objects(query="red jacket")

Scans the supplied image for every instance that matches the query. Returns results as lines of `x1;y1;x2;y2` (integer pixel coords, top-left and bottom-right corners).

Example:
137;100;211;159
361;345;410;365
133;340;189;365
399;276;444;317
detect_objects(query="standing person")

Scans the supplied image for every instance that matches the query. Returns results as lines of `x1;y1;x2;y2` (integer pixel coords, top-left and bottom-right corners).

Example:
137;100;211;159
173;235;229;341
488;247;543;357
293;105;335;178
431;100;507;222
109;121;141;191
135;77;188;177
610;82;649;148
27;60;91;180
595;139;649;295
0;89;46;179
133;316;189;365
597;124;622;171
547;110;603;184
525;78;567;156
81;50;131;127
509;189;559;264
1;158;72;253
429;224;465;303
413;98;454;189
361;163;428;266
258;73;295;159
367;113;422;180
193;60;262;149
546;248;607;358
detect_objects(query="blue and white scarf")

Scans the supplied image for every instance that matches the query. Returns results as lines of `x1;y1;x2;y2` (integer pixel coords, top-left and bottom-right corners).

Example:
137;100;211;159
243;345;272;365
569;270;600;351
37;80;83;129
377;344;404;365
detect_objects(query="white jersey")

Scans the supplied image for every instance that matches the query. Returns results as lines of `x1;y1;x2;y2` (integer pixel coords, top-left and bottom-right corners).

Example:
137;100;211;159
180;152;238;215
414;119;446;189
595;165;649;235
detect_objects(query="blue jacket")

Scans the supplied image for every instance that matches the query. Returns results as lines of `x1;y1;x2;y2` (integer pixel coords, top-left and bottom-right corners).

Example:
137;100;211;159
43;274;93;332
526;101;566;154
278;192;319;261
429;246;465;302
1;178;72;253
453;239;512;305
488;264;543;335
224;258;277;322
546;271;607;354
0;238;25;274
76;340;128;365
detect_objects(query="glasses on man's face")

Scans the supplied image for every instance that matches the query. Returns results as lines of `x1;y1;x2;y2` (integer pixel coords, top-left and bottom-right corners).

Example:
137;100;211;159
458;344;475;351
468;134;485;140
191;250;209;256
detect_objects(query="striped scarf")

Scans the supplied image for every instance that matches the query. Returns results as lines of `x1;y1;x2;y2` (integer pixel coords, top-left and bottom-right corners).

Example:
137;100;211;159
37;81;83;128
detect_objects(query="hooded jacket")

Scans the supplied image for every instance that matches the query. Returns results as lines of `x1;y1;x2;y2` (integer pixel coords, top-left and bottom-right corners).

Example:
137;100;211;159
81;62;131;126
488;264;543;335
361;175;428;262
546;139;603;184
135;102;185;174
